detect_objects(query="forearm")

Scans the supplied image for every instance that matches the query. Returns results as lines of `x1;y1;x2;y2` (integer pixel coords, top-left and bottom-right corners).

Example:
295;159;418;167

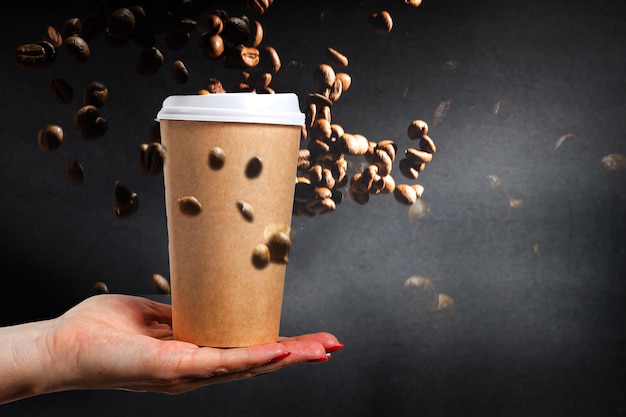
0;318;59;405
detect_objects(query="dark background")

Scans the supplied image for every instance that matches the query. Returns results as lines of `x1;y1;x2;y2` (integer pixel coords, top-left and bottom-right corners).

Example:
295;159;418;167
2;0;625;416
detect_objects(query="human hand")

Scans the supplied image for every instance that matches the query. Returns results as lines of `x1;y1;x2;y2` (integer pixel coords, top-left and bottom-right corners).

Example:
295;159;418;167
0;294;343;404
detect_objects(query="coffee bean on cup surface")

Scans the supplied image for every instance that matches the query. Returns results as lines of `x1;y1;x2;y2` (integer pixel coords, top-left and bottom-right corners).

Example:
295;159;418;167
369;11;393;34
178;195;202;216
64;159;85;185
37;124;64;153
245;156;263;178
15;41;56;69
65;35;90;63
251;243;271;269
113;180;139;218
266;230;291;263
208;146;226;169
49;78;74;104
135;47;164;75
83;81;108;108
151;273;171;294
171;60;189;84
236;200;254;222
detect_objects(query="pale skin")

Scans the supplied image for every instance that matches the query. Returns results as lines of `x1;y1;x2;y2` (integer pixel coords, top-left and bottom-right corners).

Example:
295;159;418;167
0;294;343;405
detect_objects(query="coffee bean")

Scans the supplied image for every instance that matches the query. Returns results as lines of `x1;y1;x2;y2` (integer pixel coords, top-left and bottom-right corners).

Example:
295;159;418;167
49;78;74;104
245;156;263;178
266;230;291;263
89;281;109;296
15;41;56;69
139;142;166;175
328;78;343;102
236;200;254;222
246;19;263;47
74;105;107;140
404;0;423;7
135;47;164;76
251;243;270;269
44;25;63;47
221;16;250;45
171;60;189;84
325;47;349;67
407;119;428;139
64;159;85;185
393;183;418;206
37;124;64;153
335;72;352;91
107;8;136;39
419;135;437;154
113;180;139;218
405;147;433;165
222;44;260;69
398;158;420;180
208;146;226;169
65;35;90;62
260;45;281;73
178;195;202;216
151;273;171;294
313;63;336;92
83;81;108;108
200;33;225;59
246;0;273;15
62;17;82;39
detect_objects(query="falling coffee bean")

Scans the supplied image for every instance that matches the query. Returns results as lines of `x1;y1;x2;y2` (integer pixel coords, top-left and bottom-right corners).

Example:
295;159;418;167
89;281;109;296
49;78;74;104
65;35;90;62
74;105;108;140
245;156;263;178
208;146;226;169
135;47;164;76
139;142;166;175
151;273;171;294
266;231;291;263
15;41;56;69
83;81;108;108
113;180;139;218
251;243;271;269
178;195;202;216
171;60;189;84
236;200;254;222
37;124;64;153
107;7;136;39
44;25;63;47
64;159;85;185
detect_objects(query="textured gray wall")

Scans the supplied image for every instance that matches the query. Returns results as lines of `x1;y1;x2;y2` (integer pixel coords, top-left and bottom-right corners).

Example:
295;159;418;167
2;0;625;416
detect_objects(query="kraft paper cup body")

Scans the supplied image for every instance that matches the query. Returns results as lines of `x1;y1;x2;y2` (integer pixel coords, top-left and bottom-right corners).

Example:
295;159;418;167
156;93;303;347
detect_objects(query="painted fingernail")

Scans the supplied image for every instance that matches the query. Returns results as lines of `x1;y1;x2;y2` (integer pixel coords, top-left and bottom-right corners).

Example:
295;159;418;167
270;352;292;362
307;353;332;363
326;342;345;353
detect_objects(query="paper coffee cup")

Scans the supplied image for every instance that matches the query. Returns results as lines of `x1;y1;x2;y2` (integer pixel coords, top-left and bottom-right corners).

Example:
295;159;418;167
156;93;304;347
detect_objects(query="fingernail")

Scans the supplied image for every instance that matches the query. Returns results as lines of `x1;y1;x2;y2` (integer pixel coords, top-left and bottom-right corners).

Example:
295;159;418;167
270;352;292;362
326;342;345;353
307;353;332;363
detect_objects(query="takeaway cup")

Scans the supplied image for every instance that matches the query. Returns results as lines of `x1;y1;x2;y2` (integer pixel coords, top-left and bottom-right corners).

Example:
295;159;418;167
156;93;304;347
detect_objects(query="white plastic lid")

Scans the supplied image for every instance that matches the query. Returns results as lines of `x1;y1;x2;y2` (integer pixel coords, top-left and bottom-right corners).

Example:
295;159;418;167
156;92;304;126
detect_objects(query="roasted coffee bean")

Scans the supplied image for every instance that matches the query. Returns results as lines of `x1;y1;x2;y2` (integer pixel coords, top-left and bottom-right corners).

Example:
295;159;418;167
64;159;85;185
135;47;164;76
260;45;281;73
398;157;420;180
151;273;171;294
245;156;263;178
251;243;270;269
405;0;423;6
200;33;225;59
83;81;108;108
246;0;273;15
407;119;428;139
49;78;74;104
171;60;190;84
44;25;63;47
328;78;343;102
312;63;336;91
65;35;90;62
178;195;202;216
335;72;352;91
107;8;136;39
89;281;109;296
393;183;418;206
337;133;368;155
74;105;108;140
207;77;227;93
236;200;254;222
325;47;349;67
369;11;393;35
246;19;263;47
208;146;226;169
221;16;250;45
405;147;433;165
113;180;139;218
15;41;56;69
419;135;437;154
222;44;260;69
306;92;333;109
139;142;166;175
37;124;64;153
206;13;224;35
62;18;82;39
266;230;291;263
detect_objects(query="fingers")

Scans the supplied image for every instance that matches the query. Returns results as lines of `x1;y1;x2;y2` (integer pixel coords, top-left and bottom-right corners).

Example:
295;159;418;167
278;332;345;353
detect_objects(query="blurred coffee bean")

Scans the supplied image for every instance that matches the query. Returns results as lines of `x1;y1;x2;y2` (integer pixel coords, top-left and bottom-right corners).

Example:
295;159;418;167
325;47;349;67
64;159;85;185
251;243;271;269
113;180;139;218
407;119;428;139
405;147;433;165
200;33;225;59
398;157;420;180
221;16;250;45
335;72;352;91
151;273;171;294
419;135;437;154
208;146;226;169
222;44;260;69
171;60;190;84
83;81;108;108
207;77;227;93
206;12;224;35
139;142;166;175
246;19;263;47
62;17;82;39
37;124;64;153
260;45;281;73
74;105;108;140
49;78;74;104
313;63;336;91
266;230;291;263
107;8;136;39
393;183;418;206
89;281;109;296
178;195;202;216
65;35;90;62
15;41;56;69
246;0;273;15
405;0;423;6
135;47;164;75
236;200;254;222
369;11;393;35
245;156;263;178
44;25;63;47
